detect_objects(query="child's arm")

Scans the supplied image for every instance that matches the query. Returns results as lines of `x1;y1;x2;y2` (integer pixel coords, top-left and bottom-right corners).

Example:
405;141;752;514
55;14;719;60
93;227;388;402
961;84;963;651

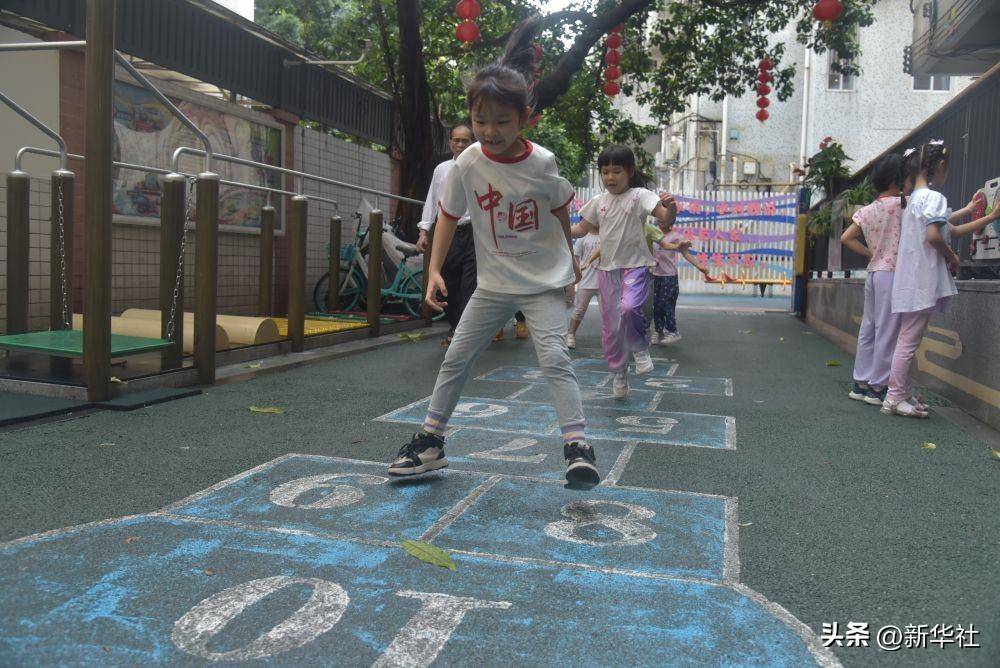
570;219;597;238
947;193;980;224
582;247;601;269
650;196;678;228
840;222;872;259
925;222;961;275
680;247;710;275
554;206;583;283
657;238;691;251
949;204;1000;237
425;211;457;311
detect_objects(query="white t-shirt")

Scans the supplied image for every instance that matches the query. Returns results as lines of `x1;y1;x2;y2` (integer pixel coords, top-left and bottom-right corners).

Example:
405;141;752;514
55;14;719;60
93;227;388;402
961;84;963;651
438;140;576;295
578;188;662;271
891;188;956;313
418;159;470;230
573;234;600;289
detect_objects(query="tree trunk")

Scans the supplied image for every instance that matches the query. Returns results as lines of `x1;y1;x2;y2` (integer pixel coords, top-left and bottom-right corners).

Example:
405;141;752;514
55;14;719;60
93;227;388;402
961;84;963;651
395;0;438;240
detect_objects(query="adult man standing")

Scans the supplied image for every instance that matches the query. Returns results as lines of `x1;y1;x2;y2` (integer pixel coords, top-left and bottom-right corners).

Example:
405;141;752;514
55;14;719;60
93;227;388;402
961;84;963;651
416;123;475;345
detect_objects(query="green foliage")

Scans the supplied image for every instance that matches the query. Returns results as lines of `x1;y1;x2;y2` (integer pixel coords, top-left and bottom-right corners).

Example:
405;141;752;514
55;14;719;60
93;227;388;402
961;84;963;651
843;178;876;206
807;202;833;238
803;140;853;199
255;0;876;186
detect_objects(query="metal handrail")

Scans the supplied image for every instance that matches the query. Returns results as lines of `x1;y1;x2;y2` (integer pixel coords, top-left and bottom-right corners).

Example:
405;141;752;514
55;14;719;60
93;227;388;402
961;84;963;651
0;91;69;171
114;53;214;173
0;41;86;52
172;146;424;206
17;146;339;207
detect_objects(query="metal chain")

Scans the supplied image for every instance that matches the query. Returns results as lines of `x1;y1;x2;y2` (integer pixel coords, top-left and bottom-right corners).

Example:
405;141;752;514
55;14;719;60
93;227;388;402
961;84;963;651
54;178;71;329
165;177;194;341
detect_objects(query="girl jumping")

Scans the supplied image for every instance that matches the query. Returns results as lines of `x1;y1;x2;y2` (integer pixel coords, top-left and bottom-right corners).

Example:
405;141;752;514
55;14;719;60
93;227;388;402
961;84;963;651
571;145;678;399
387;20;598;487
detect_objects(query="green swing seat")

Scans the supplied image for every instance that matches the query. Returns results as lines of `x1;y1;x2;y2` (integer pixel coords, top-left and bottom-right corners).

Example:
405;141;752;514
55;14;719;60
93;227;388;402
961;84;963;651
0;330;173;358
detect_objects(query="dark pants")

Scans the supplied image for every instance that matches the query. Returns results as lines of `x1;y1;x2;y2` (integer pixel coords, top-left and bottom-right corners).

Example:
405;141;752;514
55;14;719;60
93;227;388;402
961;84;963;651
440;224;477;333
652;275;679;334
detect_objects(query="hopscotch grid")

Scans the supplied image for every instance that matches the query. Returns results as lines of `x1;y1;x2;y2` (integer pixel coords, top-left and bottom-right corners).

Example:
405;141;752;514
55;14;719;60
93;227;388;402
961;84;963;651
155;453;298;514
475;362;680;384
725;379;734;397
723;498;740;583
420;476;503;542
0;513;151;550
648;391;665;411
503;385;535;400
724;417;737;451
373;394;435;423
602;441;638;487
159;513;399;549
729;583;844;668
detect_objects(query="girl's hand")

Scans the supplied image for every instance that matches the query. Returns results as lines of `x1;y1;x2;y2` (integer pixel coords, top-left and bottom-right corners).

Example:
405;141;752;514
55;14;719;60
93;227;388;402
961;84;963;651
946;251;960;276
424;272;448;312
679;240;692;251
658;192;677;216
572;255;583;284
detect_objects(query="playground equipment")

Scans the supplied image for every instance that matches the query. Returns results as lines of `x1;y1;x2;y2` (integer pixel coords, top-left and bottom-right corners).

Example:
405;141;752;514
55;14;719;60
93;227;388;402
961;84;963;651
0;0;428;402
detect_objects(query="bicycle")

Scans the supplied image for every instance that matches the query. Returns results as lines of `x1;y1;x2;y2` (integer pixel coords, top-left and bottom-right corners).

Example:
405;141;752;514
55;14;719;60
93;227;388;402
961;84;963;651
312;212;444;320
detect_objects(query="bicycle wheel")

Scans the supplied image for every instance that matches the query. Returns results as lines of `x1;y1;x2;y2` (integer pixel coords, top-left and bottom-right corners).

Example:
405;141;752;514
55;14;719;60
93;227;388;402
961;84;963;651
401;271;445;320
313;268;365;313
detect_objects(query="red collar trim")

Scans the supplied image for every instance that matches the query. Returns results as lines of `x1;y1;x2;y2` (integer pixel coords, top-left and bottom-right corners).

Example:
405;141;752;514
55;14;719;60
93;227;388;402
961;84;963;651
481;139;533;164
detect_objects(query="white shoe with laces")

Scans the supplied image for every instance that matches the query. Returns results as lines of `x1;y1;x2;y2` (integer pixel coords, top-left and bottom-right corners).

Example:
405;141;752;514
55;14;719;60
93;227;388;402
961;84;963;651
612;370;629;399
565;332;576;349
661;332;682;345
632;350;654;375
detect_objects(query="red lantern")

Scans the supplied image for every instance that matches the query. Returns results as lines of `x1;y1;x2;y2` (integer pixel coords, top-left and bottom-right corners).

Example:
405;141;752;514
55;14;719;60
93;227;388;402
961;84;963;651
603;80;620;97
756;96;770;109
604;49;621;66
812;0;843;23
455;0;480;21
605;33;623;50
456;21;480;42
612;23;624;34
757;70;772;84
756;83;772;96
759;57;773;71
756;109;769;122
532;44;543;63
526;114;541;128
604;65;622;81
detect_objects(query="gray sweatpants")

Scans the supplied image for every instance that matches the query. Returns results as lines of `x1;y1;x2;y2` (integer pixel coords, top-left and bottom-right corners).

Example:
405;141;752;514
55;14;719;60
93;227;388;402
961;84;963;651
422;287;586;444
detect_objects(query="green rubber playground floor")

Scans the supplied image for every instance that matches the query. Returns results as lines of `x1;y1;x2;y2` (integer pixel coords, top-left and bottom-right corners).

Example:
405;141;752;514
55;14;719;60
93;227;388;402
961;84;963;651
1;297;997;666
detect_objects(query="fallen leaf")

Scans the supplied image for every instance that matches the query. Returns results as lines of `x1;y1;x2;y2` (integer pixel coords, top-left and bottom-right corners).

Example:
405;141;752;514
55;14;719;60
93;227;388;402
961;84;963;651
246;362;263;369
402;540;456;571
399;332;425;342
922;442;937;451
249;406;284;414
99;442;115;447
825;360;842;367
109;376;122;384
102;647;110;653
754;400;765;404
738;522;753;527
203;568;215;576
779;337;785;342
990;449;1000;461
123;536;141;545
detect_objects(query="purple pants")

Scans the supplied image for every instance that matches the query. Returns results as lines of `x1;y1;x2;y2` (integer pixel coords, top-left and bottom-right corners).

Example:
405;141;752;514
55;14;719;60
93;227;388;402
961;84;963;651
598;267;649;372
852;270;901;388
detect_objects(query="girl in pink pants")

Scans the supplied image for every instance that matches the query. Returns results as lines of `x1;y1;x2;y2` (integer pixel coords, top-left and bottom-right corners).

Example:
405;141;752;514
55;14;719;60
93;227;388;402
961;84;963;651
885;141;1000;418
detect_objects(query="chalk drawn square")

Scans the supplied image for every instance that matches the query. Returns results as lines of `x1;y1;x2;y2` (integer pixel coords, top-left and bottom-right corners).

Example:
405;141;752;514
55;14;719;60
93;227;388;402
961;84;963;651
0;515;828;667
163;457;491;543
434;477;728;582
442;431;625;480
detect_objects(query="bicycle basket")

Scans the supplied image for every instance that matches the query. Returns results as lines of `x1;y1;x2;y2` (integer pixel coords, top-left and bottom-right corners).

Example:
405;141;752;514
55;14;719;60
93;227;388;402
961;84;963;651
340;244;357;262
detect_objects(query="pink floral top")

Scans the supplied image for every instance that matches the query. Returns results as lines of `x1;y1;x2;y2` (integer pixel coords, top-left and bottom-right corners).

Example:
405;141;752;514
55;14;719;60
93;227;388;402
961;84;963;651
853;196;902;272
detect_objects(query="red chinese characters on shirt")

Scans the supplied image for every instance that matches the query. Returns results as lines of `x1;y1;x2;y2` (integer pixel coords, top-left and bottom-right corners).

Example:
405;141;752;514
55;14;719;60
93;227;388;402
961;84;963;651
474;183;540;249
509;199;539;233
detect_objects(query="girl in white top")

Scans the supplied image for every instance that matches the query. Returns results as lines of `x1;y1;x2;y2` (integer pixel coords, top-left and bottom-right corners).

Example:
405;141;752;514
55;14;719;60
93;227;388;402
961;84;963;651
571;145;677;399
884;141;1000;417
388;18;599;488
565;232;600;349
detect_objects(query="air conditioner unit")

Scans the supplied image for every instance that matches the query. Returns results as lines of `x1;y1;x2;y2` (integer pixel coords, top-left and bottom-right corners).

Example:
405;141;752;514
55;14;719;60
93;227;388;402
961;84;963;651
742;161;758;177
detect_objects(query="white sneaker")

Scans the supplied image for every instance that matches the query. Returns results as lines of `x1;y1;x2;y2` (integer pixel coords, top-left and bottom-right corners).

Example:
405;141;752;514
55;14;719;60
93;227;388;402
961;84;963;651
632;350;654;375
649;331;661;345
612;370;629;399
661;332;682;344
881;398;929;419
565;332;576;349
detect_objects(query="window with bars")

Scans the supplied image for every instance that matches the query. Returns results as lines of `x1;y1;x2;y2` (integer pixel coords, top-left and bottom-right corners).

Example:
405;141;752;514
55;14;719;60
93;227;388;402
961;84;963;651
827;50;856;91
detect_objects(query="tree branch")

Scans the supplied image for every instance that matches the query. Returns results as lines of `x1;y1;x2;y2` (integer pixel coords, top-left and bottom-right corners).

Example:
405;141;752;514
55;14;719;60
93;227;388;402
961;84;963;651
425;10;592;59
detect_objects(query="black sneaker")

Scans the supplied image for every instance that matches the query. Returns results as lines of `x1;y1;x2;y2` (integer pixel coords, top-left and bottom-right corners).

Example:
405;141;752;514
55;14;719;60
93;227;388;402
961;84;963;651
388;432;448;476
564;442;600;488
864;386;887;406
848;382;868;401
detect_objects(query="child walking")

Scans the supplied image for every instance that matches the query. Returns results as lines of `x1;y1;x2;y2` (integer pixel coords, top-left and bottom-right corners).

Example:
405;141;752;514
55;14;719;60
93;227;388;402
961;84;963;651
565;232;600;349
840;153;905;406
649;216;710;344
388;20;598;486
884;141;1000;417
571;145;678;399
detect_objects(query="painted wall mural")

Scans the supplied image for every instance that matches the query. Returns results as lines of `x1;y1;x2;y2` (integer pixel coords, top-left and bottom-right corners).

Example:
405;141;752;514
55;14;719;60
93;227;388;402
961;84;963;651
112;80;283;232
